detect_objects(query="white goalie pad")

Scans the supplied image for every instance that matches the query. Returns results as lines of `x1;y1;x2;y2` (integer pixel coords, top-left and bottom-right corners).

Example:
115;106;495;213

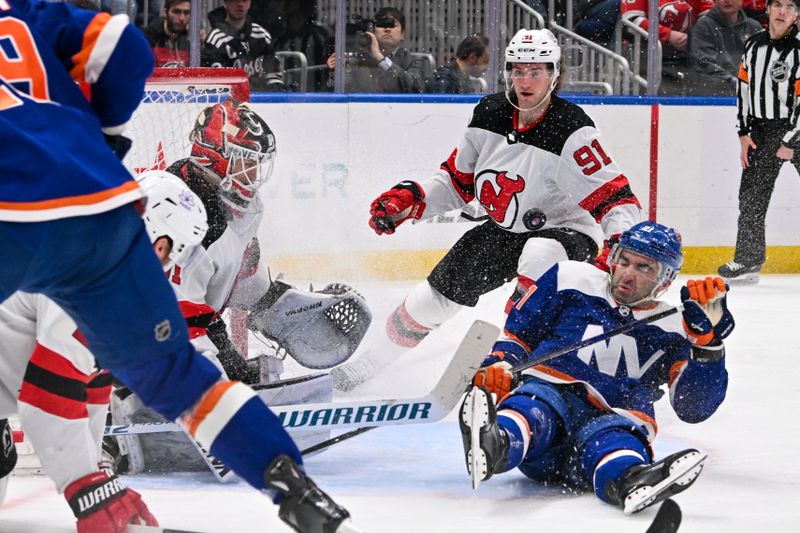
247;282;372;369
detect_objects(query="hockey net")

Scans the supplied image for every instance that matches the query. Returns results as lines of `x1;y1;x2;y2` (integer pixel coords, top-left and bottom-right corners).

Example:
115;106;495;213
122;68;250;175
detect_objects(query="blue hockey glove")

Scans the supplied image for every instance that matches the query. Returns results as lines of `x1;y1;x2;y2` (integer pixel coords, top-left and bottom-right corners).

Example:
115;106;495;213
681;276;734;346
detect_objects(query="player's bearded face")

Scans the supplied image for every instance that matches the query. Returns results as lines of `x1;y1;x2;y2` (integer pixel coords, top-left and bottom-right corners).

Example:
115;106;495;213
609;250;663;305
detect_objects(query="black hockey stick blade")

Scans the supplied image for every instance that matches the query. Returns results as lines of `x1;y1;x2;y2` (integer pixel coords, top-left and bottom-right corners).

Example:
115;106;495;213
301;426;375;456
645;499;682;533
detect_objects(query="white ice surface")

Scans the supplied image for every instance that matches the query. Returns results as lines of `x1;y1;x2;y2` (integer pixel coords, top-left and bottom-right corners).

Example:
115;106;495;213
2;276;799;532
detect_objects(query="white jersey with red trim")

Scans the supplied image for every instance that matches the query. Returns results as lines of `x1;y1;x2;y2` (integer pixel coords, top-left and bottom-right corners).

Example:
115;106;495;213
0;293;107;491
418;93;642;248
165;159;268;316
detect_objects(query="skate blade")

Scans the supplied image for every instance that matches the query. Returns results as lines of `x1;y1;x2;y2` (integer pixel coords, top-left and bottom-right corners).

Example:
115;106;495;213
461;386;490;490
623;451;707;515
722;274;759;285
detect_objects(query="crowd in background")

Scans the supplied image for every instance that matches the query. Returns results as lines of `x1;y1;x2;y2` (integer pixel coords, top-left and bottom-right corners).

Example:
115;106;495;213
89;0;779;96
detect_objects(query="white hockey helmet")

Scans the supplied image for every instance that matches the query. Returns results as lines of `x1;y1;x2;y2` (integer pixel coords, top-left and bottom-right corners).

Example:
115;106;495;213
137;170;209;271
504;28;561;76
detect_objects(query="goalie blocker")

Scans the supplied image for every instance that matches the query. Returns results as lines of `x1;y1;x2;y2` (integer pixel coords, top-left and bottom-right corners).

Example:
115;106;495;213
247;280;372;369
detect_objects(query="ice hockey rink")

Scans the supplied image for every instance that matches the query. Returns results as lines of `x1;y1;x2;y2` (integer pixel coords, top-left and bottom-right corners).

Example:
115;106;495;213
1;275;798;533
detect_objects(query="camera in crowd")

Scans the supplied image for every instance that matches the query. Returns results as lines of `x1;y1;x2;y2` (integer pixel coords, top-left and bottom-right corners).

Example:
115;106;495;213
347;14;397;51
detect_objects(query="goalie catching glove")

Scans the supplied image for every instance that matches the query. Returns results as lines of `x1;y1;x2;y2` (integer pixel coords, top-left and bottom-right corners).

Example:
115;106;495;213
247;280;372;369
65;471;157;533
681;276;734;346
369;181;426;235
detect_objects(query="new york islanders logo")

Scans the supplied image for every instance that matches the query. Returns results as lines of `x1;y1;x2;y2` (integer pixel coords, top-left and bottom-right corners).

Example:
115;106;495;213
476;170;526;228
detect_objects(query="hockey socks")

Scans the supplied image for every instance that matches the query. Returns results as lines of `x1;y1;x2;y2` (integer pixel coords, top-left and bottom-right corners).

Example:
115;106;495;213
181;380;303;490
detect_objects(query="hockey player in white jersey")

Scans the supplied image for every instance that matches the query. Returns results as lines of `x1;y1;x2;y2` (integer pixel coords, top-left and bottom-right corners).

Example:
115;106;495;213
332;28;643;391
106;99;372;474
0;170;206;531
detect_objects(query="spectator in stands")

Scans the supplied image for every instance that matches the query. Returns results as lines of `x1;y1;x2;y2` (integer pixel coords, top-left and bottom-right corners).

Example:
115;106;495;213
424;34;489;94
204;0;286;92
621;0;714;53
575;0;622;46
621;0;714;94
523;0;621;46
274;0;333;92
143;0;191;68
328;6;426;93
688;0;762;95
743;0;768;27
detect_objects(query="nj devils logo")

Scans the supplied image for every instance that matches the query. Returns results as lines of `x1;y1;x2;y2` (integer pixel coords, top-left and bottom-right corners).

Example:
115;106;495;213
476;170;526;228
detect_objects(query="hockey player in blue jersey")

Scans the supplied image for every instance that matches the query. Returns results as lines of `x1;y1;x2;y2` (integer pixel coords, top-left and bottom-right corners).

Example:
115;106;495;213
0;1;353;531
460;221;734;514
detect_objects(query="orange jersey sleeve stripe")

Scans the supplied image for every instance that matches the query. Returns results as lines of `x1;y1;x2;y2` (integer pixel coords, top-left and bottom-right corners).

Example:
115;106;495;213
70;12;113;82
0;180;140;211
503;330;532;352
738;63;748;83
184;380;237;438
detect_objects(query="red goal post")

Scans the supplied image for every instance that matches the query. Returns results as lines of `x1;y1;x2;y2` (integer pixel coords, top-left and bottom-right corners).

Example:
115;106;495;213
123;68;252;357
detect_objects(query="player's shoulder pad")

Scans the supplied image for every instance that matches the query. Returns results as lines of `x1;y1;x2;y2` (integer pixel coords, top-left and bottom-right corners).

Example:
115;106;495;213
468;92;510;129
634;300;684;336
553;260;608;298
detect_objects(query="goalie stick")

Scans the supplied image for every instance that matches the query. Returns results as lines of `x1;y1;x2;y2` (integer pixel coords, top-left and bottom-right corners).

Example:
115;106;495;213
105;320;501;437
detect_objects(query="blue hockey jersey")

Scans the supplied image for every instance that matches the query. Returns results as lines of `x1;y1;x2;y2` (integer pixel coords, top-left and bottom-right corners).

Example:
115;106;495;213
0;0;153;221
493;261;728;441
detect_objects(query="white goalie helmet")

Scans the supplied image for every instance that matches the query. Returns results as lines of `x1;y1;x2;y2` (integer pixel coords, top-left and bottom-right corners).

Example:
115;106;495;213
137;170;209;271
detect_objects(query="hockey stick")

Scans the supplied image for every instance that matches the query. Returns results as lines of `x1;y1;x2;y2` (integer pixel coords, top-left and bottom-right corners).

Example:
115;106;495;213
510;305;681;374
105;320;500;437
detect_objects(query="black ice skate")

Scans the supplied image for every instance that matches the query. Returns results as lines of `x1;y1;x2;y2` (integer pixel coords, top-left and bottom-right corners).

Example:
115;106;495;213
717;261;761;285
265;454;359;533
459;386;510;490
604;449;707;515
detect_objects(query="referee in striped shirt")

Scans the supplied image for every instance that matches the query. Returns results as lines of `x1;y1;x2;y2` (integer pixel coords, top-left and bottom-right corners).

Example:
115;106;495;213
718;0;800;283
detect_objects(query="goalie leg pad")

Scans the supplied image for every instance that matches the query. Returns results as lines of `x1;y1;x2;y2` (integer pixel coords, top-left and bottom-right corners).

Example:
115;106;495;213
247;281;372;369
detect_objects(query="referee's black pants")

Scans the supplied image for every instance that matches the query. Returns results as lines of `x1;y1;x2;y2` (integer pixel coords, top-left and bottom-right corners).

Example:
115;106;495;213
734;119;798;266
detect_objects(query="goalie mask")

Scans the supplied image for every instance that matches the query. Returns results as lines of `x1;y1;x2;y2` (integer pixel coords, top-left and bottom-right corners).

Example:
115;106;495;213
608;221;683;304
190;99;276;211
247;281;373;369
137;170;208;271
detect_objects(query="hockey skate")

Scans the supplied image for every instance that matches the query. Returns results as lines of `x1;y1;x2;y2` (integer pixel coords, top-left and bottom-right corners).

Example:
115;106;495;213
717;261;761;285
604;448;707;514
459;386;509;489
265;454;360;533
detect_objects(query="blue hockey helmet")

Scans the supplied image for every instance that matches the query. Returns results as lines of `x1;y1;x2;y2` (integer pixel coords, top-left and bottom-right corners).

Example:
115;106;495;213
613;221;683;285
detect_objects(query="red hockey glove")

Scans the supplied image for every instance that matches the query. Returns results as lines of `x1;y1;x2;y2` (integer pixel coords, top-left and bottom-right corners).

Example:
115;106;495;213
473;353;516;400
594;233;620;272
681;276;735;346
65;471;158;533
368;181;426;235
